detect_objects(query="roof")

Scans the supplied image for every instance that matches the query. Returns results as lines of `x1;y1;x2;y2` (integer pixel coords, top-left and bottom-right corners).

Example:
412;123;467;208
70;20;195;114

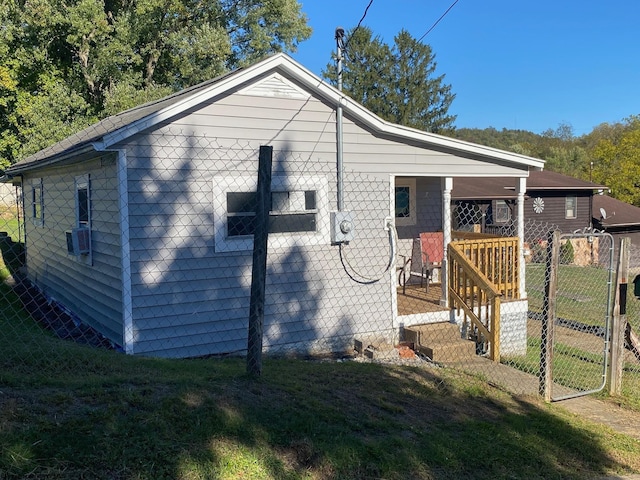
593;194;640;228
526;170;607;191
453;170;607;200
5;53;546;176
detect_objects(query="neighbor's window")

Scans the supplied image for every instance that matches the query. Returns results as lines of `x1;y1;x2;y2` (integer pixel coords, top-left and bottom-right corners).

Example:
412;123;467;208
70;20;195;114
31;179;44;226
565;195;577;219
214;176;328;252
75;175;90;227
494;200;511;223
395;178;416;226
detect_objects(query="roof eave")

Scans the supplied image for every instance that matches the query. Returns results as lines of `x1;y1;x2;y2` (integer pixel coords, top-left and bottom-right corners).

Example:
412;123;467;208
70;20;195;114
4;144;97;176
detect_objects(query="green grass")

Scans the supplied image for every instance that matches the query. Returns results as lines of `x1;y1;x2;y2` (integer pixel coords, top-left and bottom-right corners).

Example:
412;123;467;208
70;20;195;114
0;203;21;243
2;235;640;478
2;309;640;479
527;263;613;326
503;336;618;394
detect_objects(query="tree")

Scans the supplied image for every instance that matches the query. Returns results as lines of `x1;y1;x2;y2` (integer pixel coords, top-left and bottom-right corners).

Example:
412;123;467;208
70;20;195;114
323;27;456;134
0;0;311;166
592;125;640;206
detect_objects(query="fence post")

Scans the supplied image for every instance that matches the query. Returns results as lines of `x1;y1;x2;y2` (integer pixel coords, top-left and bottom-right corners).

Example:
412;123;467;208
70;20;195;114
247;145;273;377
540;230;560;402
490;294;500;362
609;237;630;395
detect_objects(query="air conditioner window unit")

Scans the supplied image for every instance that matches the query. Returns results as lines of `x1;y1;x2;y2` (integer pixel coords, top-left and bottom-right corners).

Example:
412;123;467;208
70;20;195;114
66;227;91;255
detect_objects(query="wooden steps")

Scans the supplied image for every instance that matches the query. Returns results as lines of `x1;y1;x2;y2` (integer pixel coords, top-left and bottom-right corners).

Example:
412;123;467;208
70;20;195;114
403;322;476;363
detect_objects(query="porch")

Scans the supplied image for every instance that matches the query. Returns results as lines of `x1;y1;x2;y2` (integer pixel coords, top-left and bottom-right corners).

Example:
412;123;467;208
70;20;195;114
395;232;525;361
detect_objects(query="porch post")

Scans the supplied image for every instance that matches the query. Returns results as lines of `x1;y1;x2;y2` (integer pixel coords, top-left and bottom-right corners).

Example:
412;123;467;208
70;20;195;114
441;177;453;306
517;176;527;299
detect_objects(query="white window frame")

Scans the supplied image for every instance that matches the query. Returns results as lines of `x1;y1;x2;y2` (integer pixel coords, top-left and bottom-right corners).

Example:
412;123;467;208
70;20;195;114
494;200;511;223
565;195;577;219
75;174;91;228
213;175;329;252
31;178;44;226
72;174;92;265
395;178;416;226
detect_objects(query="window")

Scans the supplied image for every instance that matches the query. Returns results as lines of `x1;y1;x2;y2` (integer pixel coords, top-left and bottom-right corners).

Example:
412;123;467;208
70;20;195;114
494;200;511;223
226;190;317;237
214;176;328;252
76;177;90;226
31;179;43;226
565;195;577;219
395;178;416;226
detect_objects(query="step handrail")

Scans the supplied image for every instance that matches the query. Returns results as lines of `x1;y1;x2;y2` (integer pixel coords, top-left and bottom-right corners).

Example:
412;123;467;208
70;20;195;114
448;242;501;362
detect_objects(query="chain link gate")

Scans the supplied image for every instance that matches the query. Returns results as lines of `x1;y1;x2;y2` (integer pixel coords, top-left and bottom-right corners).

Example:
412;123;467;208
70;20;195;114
538;230;615;401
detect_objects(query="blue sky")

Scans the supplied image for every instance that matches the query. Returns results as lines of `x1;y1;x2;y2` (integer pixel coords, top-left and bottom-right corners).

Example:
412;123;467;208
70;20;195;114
292;0;639;136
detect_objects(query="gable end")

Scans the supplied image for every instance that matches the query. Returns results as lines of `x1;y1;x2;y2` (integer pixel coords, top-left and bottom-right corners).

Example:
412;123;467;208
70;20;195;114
237;73;310;100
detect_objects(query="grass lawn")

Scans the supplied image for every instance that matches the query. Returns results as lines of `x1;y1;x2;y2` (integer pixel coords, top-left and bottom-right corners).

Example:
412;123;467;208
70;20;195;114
526;263;613;327
2;312;640;479
2;234;640;478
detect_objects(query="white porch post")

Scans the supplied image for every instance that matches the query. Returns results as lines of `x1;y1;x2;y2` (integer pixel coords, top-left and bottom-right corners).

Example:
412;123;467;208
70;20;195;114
517;176;527;299
441;177;453;306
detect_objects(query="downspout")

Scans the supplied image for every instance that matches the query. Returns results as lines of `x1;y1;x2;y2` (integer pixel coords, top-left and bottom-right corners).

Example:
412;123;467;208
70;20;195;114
335;27;345;212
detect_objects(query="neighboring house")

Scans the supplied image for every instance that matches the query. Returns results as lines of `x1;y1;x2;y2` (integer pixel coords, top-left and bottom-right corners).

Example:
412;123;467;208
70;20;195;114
593;194;640;261
2;54;544;358
453;170;607;233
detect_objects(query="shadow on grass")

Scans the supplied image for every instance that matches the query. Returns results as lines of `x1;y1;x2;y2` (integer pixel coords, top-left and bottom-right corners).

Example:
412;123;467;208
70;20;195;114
1;346;639;480
0;234;24;279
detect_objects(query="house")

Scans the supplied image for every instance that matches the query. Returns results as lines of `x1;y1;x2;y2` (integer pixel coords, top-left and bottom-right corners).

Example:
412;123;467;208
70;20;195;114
2;53;545;358
593;194;640;266
453;170;608;233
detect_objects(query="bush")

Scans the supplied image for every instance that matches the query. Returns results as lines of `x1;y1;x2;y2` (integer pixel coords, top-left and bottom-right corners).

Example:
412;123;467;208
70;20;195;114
560;240;574;264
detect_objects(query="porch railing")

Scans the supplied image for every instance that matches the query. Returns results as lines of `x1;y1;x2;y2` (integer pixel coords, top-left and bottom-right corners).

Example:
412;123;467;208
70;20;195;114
446;234;520;362
451;232;520;300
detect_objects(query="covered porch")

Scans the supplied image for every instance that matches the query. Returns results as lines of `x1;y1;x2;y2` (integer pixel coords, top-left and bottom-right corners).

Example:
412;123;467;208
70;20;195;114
392;175;531;360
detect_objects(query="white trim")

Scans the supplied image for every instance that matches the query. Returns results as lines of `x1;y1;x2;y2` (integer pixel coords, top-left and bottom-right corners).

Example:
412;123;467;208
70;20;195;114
394;178;416;226
30;178;44;227
565;195;577;219
213;175;329;252
116;150;134;354
72;174;93;266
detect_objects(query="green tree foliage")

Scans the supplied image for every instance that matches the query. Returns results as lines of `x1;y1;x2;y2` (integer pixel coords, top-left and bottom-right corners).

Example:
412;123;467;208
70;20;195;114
591;120;640;206
323;27;456;134
0;0;311;167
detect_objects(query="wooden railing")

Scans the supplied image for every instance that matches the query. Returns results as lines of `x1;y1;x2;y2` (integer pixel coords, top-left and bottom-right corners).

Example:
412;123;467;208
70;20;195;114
451;232;520;300
446;235;520;362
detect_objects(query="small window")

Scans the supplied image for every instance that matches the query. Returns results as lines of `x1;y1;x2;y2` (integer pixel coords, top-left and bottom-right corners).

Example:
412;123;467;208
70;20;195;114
494;200;511;223
395;178;416;226
214;175;328;252
31;179;44;226
565;195;577;219
227;189;318;237
75;175;90;227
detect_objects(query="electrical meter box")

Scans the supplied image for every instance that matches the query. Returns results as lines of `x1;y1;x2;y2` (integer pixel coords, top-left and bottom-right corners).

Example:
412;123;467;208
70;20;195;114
330;211;355;243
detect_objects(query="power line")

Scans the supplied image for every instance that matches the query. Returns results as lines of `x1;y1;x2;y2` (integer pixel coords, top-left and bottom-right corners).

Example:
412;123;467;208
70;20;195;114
344;0;374;50
417;0;460;43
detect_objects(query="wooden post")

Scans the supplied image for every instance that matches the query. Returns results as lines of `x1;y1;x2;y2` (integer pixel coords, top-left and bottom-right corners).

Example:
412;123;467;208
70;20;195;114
610;237;630;395
490;294;501;362
246;146;273;377
539;230;560;402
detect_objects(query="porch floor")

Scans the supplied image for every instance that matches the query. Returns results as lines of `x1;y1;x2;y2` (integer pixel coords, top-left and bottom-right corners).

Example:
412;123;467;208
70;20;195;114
397;284;448;316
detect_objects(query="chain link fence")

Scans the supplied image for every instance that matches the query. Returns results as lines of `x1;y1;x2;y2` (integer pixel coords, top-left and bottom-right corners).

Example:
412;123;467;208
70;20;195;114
2;147;640;407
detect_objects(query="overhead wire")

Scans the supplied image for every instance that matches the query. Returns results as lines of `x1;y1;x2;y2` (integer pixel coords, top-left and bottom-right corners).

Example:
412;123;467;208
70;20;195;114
417;0;460;43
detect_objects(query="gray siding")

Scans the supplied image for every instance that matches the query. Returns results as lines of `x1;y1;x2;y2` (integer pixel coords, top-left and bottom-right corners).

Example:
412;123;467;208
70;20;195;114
22;155;123;344
114;77;535;358
120;90;395;357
